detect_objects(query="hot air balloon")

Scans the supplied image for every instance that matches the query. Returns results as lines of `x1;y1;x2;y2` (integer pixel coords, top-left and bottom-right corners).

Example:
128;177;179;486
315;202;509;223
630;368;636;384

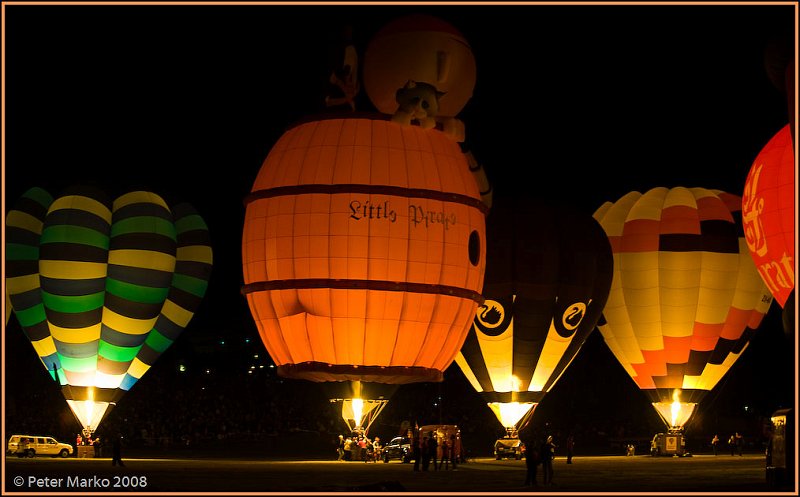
454;196;613;438
593;186;773;433
241;116;487;435
5;186;213;436
742;124;795;323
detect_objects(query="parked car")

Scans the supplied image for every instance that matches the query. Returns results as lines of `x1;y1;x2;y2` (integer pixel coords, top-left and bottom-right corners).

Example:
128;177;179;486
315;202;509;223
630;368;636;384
7;435;73;458
382;436;412;463
494;436;524;460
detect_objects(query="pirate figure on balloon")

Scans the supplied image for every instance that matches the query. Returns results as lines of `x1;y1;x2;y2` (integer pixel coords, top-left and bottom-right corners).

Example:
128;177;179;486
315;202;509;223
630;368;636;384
325;24;361;112
362;14;492;209
391;80;446;131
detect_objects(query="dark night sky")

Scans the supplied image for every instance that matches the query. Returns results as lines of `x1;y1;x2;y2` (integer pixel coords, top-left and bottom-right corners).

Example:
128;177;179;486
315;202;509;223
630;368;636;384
3;3;796;440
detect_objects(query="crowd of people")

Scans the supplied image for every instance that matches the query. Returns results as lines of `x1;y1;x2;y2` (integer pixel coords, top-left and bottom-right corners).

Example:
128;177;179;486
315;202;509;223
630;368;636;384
5;357;773;461
336;434;383;462
410;430;461;471
728;432;746;456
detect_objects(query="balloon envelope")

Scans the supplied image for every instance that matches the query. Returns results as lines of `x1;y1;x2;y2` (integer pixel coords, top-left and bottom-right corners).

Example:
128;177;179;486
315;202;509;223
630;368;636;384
241;117;487;385
742;123;795;308
5;186;213;432
593;187;772;430
455;197;613;430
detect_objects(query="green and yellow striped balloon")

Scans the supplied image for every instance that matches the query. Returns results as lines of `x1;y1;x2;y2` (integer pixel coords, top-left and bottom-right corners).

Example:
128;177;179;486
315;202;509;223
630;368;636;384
5;186;213;433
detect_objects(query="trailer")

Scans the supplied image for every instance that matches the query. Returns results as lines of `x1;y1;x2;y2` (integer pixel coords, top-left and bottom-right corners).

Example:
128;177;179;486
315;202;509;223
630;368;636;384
650;431;688;457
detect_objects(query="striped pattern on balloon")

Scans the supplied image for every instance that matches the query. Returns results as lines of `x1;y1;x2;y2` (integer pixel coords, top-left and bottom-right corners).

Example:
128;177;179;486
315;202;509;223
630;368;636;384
5;186;212;435
593;187;772;431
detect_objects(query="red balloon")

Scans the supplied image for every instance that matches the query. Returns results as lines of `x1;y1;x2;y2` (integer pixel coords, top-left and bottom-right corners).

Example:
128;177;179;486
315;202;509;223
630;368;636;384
742;124;795;308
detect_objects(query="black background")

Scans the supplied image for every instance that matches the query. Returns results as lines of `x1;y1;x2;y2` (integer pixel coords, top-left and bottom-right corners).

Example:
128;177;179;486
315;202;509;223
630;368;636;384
3;3;796;446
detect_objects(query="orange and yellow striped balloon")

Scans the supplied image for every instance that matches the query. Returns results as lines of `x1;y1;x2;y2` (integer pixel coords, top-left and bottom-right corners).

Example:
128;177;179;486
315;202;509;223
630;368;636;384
593;187;772;429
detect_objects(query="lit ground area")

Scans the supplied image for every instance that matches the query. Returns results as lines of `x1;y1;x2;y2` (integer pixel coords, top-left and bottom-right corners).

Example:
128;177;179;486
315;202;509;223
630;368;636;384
5;454;779;493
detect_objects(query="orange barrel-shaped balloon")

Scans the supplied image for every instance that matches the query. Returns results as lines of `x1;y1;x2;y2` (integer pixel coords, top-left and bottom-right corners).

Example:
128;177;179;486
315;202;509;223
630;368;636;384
242;116;487;384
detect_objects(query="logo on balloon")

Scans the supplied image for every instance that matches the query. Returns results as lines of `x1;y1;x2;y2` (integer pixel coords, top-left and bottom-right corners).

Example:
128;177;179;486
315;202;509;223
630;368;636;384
474;298;512;337
558;300;591;338
350;199;397;222
742;163;768;257
348;199;457;230
408;205;457;230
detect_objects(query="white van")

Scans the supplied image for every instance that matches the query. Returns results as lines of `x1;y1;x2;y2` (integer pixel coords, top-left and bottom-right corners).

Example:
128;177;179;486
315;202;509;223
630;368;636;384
7;435;73;458
494;436;523;460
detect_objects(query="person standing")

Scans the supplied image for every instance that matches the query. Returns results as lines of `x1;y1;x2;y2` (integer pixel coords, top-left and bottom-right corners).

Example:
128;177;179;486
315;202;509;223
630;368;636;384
541;435;556;485
412;431;422;471
428;432;439;470
421;435;431;471
729;434;736;456
344;437;353;461
372;437;381;463
357;436;367;461
337;434;345;461
440;437;450;470
449;434;458;470
566;435;575;464
17;437;30;458
364;437;373;463
736;432;744;456
111;434;125;467
94;436;103;458
711;434;719;456
521;430;540;487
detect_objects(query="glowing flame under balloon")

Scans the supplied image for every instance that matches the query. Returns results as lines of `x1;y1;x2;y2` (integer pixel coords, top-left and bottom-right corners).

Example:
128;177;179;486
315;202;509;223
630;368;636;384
488;402;536;430
652;389;697;431
352;398;364;429
339;397;388;435
66;401;111;435
64;387;112;436
484;376;537;432
671;391;681;426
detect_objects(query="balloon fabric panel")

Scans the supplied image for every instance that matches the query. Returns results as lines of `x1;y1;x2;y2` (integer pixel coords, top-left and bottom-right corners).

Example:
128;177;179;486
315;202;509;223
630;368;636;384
39;188;113;389
6;189;59;378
